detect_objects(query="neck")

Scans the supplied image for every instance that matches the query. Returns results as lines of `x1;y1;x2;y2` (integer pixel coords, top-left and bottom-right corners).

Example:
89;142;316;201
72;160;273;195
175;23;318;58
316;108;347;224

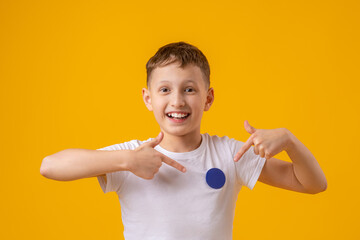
159;131;202;153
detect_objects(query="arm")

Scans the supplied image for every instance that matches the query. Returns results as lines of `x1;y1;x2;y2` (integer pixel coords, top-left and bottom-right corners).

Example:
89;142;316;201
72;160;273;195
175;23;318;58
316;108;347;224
40;149;131;181
40;132;186;181
258;130;327;194
234;120;327;194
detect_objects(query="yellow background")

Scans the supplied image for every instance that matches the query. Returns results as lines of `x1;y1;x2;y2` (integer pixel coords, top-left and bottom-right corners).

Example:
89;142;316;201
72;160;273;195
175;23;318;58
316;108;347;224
1;0;359;239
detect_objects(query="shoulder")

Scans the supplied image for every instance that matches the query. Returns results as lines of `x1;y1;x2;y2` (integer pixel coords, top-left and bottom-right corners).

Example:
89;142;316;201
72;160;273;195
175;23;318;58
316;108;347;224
96;137;152;151
205;133;243;145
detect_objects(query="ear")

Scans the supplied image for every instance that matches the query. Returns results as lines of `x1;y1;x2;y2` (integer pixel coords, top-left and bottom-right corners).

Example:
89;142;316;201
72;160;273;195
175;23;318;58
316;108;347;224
204;87;214;111
142;88;153;111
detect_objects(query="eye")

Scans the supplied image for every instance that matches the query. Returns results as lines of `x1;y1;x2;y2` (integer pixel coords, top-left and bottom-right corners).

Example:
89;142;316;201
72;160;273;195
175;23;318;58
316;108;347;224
160;87;170;93
185;88;195;93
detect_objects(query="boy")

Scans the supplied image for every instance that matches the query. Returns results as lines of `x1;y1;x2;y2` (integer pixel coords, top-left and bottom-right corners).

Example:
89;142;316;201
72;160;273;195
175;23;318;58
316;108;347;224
40;41;327;240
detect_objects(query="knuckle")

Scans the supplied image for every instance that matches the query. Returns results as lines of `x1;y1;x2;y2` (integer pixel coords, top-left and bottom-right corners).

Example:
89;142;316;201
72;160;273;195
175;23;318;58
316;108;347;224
156;152;163;159
157;157;163;164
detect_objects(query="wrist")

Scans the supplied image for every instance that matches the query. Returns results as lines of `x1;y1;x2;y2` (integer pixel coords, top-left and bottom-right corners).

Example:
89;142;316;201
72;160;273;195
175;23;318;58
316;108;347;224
116;150;133;172
283;128;296;153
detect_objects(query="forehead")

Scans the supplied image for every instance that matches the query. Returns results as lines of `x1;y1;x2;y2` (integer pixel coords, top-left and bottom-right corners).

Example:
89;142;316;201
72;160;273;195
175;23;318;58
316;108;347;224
150;62;205;88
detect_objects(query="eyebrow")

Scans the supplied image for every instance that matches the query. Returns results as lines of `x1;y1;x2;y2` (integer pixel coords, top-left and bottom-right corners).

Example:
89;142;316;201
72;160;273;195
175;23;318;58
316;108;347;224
157;80;197;84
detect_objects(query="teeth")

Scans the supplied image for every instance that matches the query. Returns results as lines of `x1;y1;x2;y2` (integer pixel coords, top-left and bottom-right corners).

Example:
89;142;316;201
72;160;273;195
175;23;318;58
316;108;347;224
167;113;189;118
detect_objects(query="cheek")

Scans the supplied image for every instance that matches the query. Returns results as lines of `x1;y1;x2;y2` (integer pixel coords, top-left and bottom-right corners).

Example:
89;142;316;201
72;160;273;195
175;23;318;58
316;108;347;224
152;101;166;115
195;96;207;107
191;100;205;115
151;98;163;108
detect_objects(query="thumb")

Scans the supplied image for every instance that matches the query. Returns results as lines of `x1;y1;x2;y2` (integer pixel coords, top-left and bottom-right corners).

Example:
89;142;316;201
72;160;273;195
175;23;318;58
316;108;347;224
244;120;256;134
147;132;164;148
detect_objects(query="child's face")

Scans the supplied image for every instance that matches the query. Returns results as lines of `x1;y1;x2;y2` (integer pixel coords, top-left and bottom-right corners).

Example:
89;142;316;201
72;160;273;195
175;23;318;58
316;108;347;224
142;62;214;138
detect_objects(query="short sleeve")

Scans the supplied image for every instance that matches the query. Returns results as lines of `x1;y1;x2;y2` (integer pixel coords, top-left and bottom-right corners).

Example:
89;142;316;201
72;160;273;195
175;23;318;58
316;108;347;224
226;137;266;190
96;144;130;194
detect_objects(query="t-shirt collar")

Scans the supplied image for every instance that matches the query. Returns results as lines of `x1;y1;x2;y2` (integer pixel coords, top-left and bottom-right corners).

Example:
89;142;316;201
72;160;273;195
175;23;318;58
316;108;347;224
154;133;206;160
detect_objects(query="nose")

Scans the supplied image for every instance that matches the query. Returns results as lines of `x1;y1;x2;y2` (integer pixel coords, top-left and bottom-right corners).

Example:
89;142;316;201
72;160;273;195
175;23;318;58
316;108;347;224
170;91;185;108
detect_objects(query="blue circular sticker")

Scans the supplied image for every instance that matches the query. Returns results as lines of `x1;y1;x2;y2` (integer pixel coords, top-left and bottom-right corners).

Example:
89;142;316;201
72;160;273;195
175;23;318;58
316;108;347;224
206;168;226;189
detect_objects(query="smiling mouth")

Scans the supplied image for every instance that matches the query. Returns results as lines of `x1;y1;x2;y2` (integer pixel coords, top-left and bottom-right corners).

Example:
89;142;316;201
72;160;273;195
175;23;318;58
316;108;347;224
166;113;191;120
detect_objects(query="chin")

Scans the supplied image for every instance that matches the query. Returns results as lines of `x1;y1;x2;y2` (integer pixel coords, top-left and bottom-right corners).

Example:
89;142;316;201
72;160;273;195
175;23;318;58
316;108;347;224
162;128;196;137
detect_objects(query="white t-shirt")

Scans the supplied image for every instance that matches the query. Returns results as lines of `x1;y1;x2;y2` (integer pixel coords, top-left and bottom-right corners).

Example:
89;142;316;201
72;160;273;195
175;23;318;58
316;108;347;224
97;133;266;240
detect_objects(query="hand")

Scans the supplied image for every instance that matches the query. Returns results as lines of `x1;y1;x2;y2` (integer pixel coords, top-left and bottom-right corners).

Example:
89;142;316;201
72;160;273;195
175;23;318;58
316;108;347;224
129;132;187;180
233;120;290;161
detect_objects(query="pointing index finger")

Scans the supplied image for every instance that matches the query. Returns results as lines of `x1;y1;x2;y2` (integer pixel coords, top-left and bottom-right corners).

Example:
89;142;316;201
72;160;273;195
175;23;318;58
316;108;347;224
161;154;187;173
234;135;254;162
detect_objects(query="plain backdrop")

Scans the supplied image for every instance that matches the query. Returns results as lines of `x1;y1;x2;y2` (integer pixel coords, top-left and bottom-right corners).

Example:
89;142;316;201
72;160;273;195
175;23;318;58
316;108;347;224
1;0;359;239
